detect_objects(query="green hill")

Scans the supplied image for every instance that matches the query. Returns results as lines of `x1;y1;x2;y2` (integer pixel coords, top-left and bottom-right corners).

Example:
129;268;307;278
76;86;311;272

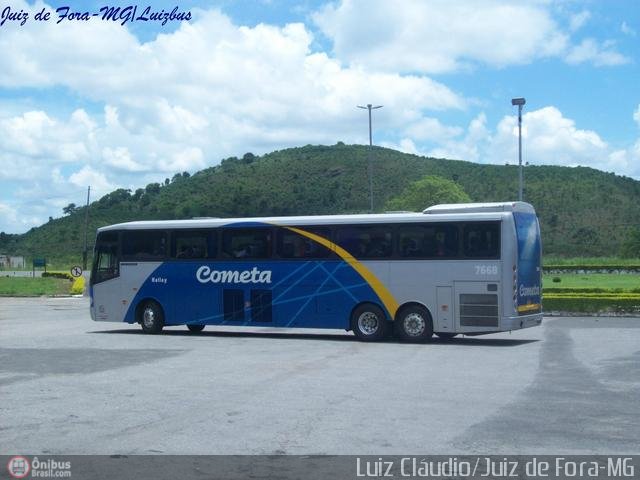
2;143;640;265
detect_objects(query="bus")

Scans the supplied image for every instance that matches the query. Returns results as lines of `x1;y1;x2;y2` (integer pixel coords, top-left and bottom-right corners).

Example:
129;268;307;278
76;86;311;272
89;202;542;342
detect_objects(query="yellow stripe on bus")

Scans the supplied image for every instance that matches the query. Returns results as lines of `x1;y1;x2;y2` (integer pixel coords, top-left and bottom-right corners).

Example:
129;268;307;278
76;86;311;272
284;226;400;318
517;303;541;312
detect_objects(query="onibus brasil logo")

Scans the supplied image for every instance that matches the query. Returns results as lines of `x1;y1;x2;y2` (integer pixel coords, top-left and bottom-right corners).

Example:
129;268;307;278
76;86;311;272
7;456;72;478
7;456;30;479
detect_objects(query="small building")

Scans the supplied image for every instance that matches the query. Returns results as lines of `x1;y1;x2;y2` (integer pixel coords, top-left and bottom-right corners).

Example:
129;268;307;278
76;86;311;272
0;255;26;269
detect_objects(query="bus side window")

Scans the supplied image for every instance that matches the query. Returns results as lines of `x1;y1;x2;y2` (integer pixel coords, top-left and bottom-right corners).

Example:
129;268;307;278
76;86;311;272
463;223;500;258
122;230;167;261
172;230;210;259
222;229;272;259
399;224;458;259
336;226;392;259
277;227;332;259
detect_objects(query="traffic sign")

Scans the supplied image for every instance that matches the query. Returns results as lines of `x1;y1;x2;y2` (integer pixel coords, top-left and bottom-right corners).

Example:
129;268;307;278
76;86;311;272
71;266;83;278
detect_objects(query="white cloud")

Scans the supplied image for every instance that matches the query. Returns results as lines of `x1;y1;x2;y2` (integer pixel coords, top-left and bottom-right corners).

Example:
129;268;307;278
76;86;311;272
427;106;640;177
487;106;608;166
565;38;630;66
0;203;18;226
427;113;490;162
404;118;463;142
313;0;568;74
634;104;640;128
68;166;114;196
621;21;636;36
102;147;148;172
314;0;630;73
569;11;591;32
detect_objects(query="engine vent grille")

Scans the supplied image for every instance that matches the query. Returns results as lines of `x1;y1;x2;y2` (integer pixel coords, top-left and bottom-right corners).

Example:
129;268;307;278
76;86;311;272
459;293;499;327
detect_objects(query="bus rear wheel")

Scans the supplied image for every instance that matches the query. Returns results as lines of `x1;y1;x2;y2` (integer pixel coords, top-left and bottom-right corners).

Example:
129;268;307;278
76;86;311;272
394;306;433;343
351;304;390;342
139;300;164;334
187;324;205;333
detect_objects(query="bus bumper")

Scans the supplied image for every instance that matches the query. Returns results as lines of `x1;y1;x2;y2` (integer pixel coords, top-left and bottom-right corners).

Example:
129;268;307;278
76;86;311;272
502;313;543;331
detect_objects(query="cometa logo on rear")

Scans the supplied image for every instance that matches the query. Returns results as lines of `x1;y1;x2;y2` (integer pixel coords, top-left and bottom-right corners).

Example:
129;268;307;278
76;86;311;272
196;266;272;284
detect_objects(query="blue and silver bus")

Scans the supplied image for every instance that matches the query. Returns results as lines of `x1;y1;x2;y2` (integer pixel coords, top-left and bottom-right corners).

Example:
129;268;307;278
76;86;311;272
90;202;542;342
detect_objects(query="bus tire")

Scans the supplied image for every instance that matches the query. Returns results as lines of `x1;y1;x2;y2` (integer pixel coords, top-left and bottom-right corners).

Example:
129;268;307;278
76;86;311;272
139;300;164;334
394;305;433;343
436;332;457;340
351;304;390;342
187;324;205;332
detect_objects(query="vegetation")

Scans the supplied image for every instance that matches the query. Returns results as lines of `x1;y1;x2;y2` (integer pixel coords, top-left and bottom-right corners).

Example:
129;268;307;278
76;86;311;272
543;256;640;267
620;228;640;258
1;144;640;264
543;296;640;314
384;175;470;211
0;277;70;296
542;274;640;291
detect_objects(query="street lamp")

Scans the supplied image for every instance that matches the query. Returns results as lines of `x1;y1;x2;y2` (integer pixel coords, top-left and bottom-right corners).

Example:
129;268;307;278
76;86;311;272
511;97;526;201
357;103;383;213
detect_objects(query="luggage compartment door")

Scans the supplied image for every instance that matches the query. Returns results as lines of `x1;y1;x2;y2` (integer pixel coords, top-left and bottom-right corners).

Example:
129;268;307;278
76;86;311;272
436;286;454;333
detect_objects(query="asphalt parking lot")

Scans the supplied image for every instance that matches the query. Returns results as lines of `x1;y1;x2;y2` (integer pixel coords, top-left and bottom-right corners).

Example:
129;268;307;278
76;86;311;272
1;297;639;455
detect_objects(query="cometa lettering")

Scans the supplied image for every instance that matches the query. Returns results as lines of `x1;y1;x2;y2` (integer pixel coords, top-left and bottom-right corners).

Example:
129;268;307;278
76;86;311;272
196;266;272;284
519;284;540;297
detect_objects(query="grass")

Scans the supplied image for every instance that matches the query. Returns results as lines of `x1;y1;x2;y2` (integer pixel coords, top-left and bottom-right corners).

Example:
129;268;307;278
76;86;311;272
0;277;71;296
543;273;640;291
544;256;640;267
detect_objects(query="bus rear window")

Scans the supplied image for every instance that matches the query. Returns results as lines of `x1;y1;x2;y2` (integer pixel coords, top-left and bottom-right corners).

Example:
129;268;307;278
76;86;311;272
122;230;167;261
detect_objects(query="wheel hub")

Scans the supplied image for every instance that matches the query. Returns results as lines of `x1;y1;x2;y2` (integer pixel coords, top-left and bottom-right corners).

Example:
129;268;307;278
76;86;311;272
404;312;425;336
357;312;379;335
143;307;156;328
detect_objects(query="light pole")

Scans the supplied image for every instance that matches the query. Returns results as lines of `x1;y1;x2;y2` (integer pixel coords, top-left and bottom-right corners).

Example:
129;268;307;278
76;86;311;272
511;97;526;201
82;185;91;270
357;103;383;212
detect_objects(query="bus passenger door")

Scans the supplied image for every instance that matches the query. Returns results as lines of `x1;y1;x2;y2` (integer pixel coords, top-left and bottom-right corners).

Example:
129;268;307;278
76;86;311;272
436;286;454;333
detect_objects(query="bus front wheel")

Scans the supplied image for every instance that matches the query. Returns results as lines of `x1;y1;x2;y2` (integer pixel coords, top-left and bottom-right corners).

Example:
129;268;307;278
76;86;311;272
139;300;164;334
394;306;433;343
351;304;390;341
187;324;205;333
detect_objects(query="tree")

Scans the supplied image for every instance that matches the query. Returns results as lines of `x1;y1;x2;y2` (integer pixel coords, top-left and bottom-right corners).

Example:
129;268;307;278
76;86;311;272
620;228;640;258
145;183;161;195
132;188;145;201
62;203;77;215
384;175;471;212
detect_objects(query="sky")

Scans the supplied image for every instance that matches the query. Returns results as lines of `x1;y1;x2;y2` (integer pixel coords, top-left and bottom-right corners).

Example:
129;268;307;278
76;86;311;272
0;0;638;234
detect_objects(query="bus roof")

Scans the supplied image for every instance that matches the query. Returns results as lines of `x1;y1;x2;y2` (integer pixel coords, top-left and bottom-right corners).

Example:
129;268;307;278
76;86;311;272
423;201;535;214
97;202;526;232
